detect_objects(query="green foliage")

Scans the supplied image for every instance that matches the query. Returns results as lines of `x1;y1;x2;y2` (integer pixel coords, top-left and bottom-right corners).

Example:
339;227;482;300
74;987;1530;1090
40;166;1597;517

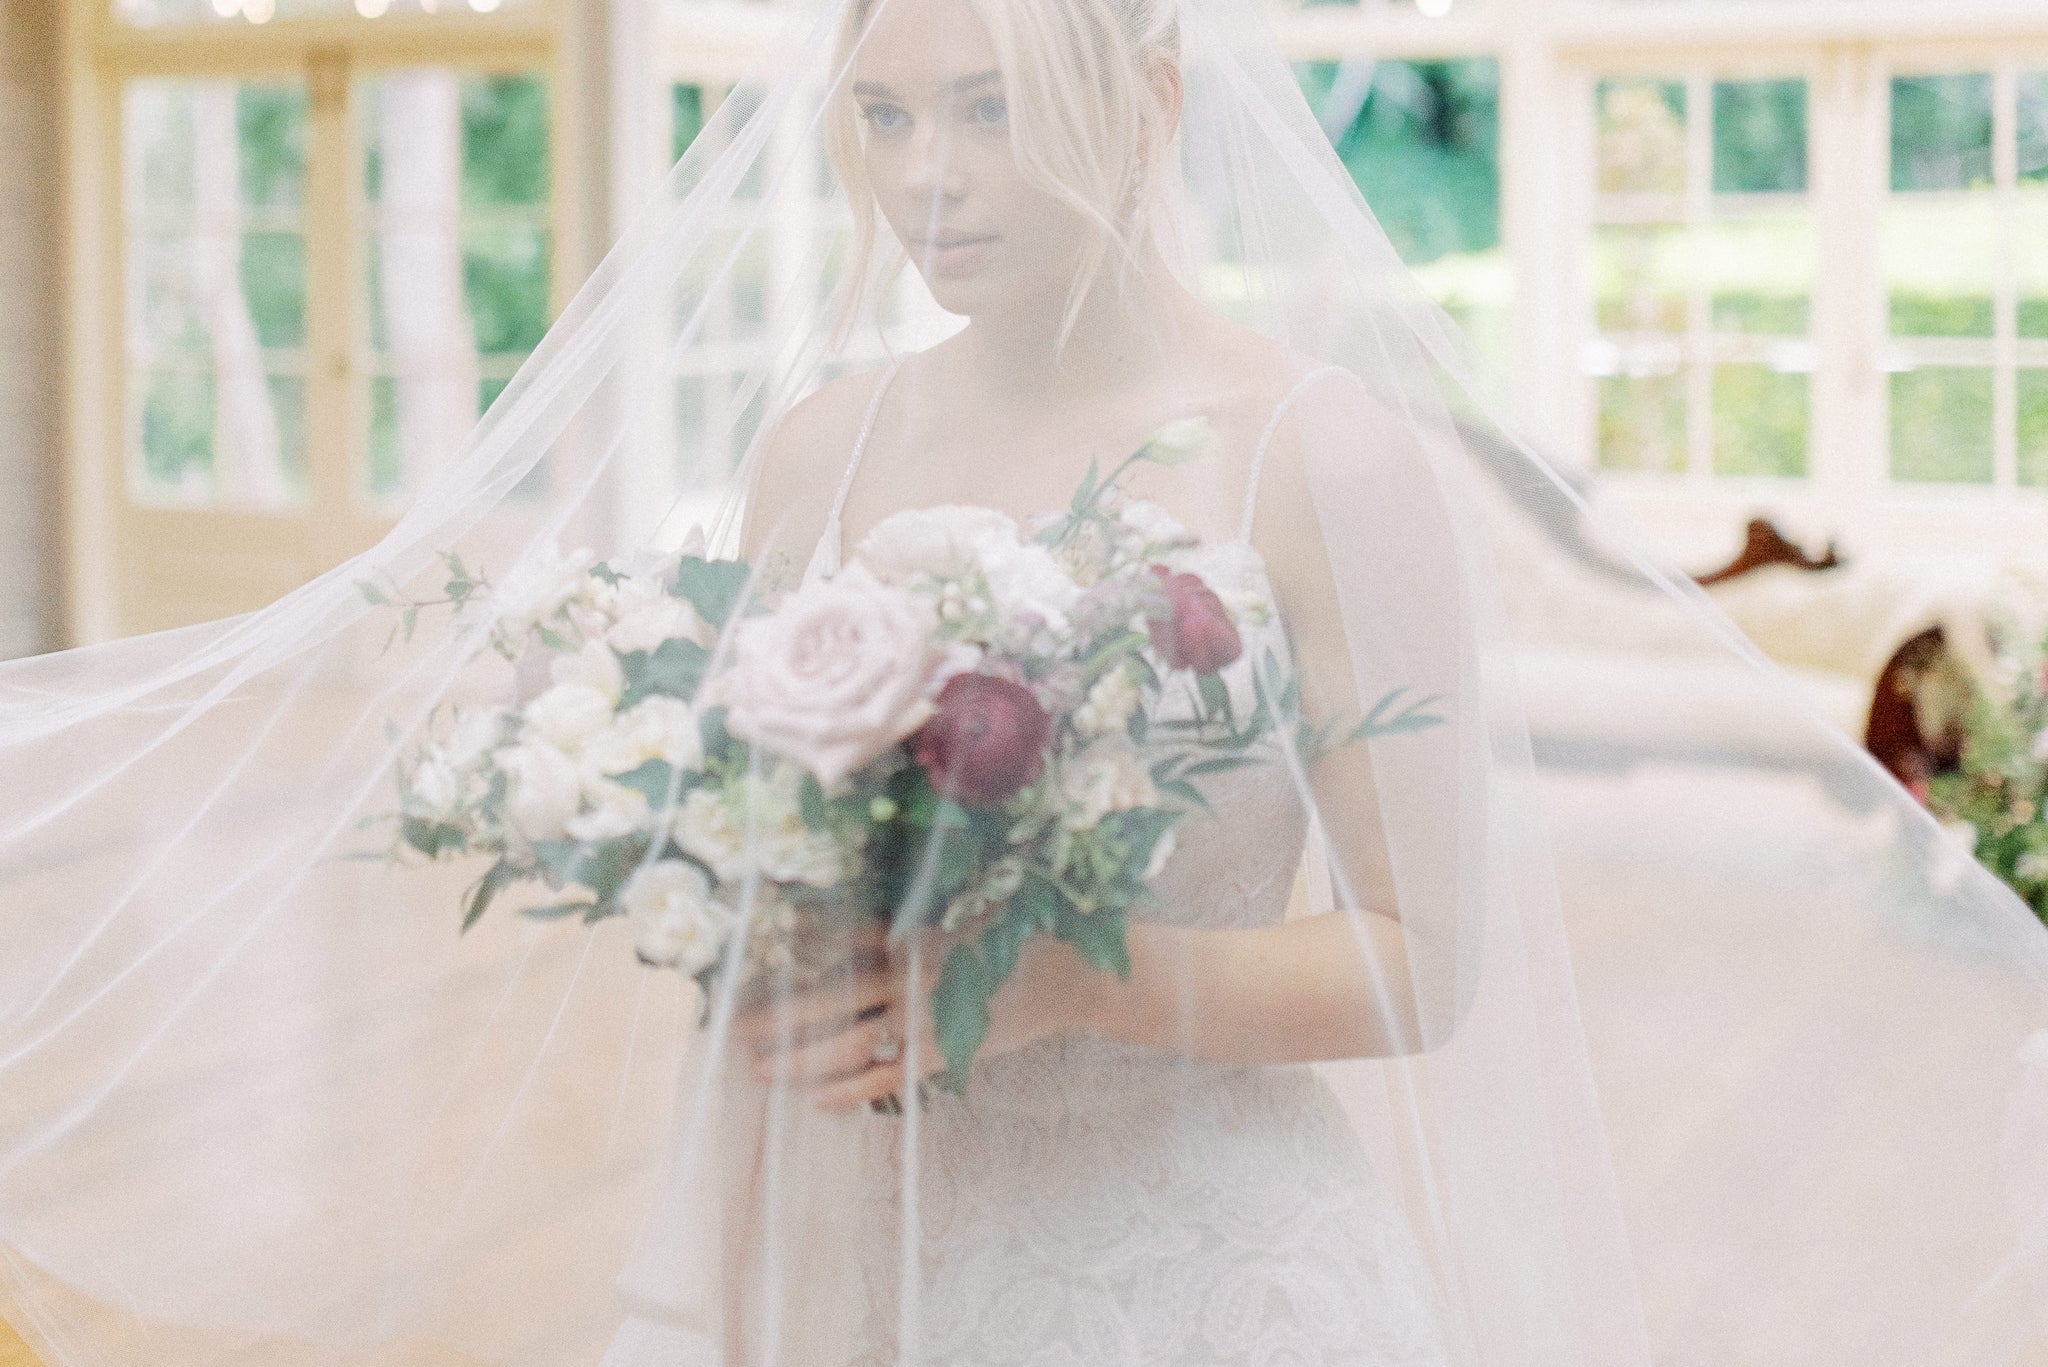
1714;80;1807;194
1892;73;1994;192
463;74;551;207
618;638;711;708
1927;627;2048;923
1297;58;1500;266
673;555;753;629
1891;368;1994;484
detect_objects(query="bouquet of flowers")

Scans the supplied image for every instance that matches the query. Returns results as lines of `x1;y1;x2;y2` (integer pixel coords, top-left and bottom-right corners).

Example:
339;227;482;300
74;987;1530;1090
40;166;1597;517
1926;620;2048;923
368;420;1443;1090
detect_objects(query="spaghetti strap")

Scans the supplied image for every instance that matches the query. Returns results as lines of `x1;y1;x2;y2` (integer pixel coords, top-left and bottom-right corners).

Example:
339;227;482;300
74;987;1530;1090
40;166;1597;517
806;364;899;582
1238;365;1350;544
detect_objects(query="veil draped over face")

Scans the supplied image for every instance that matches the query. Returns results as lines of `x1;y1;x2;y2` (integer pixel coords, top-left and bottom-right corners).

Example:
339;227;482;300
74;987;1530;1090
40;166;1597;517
4;0;2048;1363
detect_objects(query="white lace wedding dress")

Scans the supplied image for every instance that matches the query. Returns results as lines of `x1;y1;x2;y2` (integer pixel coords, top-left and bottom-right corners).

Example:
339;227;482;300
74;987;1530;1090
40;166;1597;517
815;372;1459;1367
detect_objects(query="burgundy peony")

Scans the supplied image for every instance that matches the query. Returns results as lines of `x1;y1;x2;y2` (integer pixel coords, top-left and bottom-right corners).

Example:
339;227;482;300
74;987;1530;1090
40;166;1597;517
913;673;1053;806
1147;566;1243;674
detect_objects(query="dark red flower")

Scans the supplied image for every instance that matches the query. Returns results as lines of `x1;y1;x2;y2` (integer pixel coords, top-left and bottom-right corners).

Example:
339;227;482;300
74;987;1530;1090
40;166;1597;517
1148;566;1243;674
913;674;1053;806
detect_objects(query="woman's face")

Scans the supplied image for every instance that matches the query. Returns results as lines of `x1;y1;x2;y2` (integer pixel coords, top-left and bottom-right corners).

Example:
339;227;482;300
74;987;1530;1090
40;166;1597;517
851;0;1099;318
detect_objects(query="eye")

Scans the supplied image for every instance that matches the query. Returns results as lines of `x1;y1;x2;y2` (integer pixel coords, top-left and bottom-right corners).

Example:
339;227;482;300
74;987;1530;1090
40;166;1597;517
967;95;1008;127
860;103;910;135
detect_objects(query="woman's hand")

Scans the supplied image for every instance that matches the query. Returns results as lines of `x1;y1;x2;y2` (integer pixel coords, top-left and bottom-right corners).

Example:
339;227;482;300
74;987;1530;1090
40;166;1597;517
730;925;1107;1113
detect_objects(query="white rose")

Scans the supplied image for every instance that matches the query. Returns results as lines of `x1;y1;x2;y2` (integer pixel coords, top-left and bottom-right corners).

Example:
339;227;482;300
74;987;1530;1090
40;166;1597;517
709;563;938;788
976;535;1081;632
524;683;617;752
1141;416;1221;466
675;770;848;888
1060;741;1159;831
579;696;703;780
856;505;1022;586
567;777;652;843
2017;850;2048;883
605;573;714;656
621;859;733;975
498;741;583;842
550;638;625;702
492;545;597;640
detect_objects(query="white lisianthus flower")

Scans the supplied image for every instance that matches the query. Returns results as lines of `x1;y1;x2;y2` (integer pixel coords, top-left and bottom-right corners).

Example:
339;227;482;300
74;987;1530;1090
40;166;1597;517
1141;416;1220;467
409;755;463;817
524;683;618;752
1117;499;1194;553
492;546;597;641
1074;666;1141;738
675;769;848;887
709;563;938;788
550;638;625;703
1060;741;1160;831
498;741;583;842
620;859;732;975
445;707;512;769
2017;850;2048;883
856;505;1020;586
567;777;652;843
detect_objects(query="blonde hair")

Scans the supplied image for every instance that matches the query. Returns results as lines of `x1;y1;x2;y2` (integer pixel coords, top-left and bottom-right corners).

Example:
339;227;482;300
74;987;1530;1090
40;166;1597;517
825;0;1184;344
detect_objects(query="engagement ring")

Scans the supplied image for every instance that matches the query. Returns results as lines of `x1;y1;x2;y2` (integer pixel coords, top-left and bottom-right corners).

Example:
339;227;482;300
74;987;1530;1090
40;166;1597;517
872;1022;902;1065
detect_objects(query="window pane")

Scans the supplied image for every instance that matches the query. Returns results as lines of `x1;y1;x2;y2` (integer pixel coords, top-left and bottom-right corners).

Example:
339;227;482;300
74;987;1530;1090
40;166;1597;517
2022;72;2048;185
1713;363;1807;478
1892;73;1994;192
2021;370;2048;489
1705;208;1812;334
1598;370;1687;473
1713;79;1806;194
114;0;540;25
1890;367;1994;483
1594;224;1685;333
360;68;551;505
1886;198;1996;337
123;78;308;509
1599;79;1687;196
2020;186;2048;340
674;83;709;164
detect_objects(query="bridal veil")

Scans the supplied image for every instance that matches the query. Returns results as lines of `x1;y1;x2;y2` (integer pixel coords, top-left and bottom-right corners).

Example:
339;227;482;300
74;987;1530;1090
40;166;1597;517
3;0;2047;1362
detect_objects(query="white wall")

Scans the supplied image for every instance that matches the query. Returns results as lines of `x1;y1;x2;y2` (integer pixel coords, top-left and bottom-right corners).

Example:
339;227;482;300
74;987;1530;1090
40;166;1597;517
0;0;59;659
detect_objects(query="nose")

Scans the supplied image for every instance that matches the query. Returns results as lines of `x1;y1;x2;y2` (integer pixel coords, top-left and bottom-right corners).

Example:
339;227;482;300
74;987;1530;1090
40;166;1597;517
902;121;966;213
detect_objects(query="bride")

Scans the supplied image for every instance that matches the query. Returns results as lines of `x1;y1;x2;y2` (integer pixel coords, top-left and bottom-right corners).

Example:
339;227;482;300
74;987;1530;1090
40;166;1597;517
3;0;2047;1360
716;0;1460;1358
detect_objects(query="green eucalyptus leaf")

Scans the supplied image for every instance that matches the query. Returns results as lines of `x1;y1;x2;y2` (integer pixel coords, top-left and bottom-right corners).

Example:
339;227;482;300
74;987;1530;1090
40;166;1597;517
461;860;520;934
1055;899;1131;978
673;556;752;629
932;943;995;1089
619;638;710;708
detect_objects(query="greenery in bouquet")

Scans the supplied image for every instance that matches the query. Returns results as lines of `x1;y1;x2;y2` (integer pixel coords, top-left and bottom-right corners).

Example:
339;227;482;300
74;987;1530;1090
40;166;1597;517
366;419;1444;1094
1926;622;2048;924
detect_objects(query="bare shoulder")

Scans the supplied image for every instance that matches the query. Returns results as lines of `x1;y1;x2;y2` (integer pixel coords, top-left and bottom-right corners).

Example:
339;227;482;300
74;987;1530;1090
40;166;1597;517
743;367;891;560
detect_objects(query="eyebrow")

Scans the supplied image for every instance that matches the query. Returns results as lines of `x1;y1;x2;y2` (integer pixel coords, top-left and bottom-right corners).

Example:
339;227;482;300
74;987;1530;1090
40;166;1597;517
852;70;1002;100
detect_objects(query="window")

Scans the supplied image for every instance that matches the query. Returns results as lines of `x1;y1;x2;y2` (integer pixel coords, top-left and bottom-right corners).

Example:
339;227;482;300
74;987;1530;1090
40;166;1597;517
1586;73;1815;479
124;78;311;508
1885;67;2048;489
361;69;553;504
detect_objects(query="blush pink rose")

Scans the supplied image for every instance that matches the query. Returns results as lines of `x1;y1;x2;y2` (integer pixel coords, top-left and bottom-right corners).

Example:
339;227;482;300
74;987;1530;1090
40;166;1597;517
1148;566;1243;674
712;563;938;787
913;674;1053;806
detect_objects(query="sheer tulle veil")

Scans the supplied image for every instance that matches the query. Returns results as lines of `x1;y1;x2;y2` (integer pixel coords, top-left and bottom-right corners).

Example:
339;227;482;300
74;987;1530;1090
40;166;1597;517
3;0;2047;1362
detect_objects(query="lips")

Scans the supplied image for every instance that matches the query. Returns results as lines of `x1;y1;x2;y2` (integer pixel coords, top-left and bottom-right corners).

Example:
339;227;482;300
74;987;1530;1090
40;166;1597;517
909;233;997;253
